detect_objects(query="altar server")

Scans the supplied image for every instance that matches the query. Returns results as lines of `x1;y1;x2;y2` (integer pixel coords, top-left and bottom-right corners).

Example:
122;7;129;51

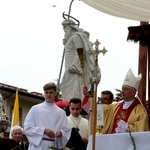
24;82;71;150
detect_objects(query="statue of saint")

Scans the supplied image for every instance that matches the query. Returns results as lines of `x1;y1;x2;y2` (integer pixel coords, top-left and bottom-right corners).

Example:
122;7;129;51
60;19;101;101
0;94;9;133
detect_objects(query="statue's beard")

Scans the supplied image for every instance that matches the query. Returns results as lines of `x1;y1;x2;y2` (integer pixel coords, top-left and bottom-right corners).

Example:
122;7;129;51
63;31;73;45
65;32;70;41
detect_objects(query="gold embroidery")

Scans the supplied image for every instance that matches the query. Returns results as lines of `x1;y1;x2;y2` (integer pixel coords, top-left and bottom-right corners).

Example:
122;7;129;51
116;111;127;120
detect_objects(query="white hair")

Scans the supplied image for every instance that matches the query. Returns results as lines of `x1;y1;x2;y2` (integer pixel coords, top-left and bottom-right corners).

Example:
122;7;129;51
10;125;23;136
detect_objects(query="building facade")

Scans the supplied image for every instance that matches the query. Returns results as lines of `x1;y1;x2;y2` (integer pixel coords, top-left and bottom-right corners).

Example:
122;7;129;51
0;83;44;140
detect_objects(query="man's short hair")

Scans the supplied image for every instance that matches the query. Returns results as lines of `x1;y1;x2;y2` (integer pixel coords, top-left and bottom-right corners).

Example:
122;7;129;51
69;98;81;106
101;90;114;100
43;82;56;91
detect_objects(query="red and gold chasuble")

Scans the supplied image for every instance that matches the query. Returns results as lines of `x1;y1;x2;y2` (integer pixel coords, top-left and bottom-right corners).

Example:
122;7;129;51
112;99;140;133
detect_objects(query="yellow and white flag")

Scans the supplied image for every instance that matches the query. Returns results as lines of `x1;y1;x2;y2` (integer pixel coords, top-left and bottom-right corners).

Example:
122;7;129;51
9;91;19;138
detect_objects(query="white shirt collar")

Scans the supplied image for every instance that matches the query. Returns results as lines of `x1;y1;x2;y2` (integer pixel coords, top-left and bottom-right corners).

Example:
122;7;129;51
123;100;134;109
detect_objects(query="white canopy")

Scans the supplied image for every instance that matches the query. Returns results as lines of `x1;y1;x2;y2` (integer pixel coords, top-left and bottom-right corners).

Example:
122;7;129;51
82;0;150;22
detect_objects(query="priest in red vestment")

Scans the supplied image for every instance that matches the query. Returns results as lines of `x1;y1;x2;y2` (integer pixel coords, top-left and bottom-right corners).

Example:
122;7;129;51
103;68;149;134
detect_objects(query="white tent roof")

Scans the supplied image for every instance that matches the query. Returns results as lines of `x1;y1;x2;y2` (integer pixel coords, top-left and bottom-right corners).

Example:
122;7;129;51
82;0;150;22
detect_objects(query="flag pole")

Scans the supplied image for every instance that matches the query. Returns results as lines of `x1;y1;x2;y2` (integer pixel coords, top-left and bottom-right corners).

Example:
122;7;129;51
9;91;19;138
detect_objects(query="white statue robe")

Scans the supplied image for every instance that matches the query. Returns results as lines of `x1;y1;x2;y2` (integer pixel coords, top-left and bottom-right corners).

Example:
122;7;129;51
60;31;101;101
24;101;71;150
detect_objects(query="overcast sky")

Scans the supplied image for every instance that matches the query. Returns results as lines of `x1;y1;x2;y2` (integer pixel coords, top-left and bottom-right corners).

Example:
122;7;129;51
0;0;140;98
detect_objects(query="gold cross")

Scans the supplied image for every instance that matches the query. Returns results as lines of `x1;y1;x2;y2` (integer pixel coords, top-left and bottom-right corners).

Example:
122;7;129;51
87;39;108;83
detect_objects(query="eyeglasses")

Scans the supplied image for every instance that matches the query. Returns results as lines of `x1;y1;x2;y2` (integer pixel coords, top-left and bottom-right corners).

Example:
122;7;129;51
98;97;111;101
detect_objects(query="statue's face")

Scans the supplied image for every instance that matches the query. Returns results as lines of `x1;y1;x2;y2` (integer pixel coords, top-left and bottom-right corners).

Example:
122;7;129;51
63;25;72;41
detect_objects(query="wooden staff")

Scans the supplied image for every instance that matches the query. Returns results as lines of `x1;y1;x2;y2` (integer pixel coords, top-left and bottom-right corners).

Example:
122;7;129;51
92;83;97;150
87;39;105;150
77;48;97;149
87;83;94;135
77;48;86;85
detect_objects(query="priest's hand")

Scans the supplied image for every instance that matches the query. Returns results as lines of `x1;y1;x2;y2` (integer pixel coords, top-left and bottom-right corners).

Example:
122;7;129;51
55;130;62;137
115;119;129;133
44;128;55;138
83;85;89;96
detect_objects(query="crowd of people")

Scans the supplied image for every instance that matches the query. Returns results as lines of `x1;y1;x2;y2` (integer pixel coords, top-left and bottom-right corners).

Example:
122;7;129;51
7;18;150;150
8;67;150;150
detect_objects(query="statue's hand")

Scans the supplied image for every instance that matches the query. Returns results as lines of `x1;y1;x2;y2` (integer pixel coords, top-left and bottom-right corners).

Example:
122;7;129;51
68;65;82;74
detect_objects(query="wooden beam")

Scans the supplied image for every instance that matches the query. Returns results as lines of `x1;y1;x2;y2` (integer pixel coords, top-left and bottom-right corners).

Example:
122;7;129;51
147;44;150;126
138;22;149;107
138;45;147;107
